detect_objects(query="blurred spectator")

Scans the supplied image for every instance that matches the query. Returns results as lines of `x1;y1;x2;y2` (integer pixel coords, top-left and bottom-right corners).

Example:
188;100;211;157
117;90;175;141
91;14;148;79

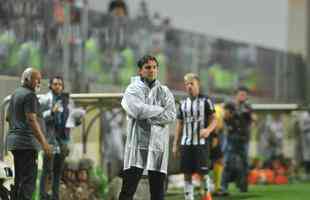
101;108;125;181
211;104;225;195
0;26;17;74
152;38;167;84
103;0;129;50
109;0;128;17
295;111;310;180
17;40;42;70
135;0;151;27
118;47;136;86
75;158;95;199
60;160;79;200
85;31;106;82
100;0;131;84
270;157;289;185
260;114;284;160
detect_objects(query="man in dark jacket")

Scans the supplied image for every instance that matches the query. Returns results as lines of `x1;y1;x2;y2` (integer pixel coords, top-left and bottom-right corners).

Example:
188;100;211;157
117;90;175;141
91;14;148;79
39;76;73;200
221;86;253;195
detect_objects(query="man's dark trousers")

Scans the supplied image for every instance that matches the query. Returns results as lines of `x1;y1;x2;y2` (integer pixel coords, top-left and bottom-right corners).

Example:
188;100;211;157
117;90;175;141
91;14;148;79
119;167;166;200
12;150;38;200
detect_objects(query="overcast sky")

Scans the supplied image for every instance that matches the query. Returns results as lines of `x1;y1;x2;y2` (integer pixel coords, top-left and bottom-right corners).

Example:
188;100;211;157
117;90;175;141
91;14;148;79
89;0;288;50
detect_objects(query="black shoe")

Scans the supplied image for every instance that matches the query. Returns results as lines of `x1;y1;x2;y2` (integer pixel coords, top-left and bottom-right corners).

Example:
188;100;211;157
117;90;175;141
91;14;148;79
216;190;230;196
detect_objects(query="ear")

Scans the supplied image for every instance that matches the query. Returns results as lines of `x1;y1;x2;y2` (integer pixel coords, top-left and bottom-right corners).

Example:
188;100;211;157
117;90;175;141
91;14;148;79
137;68;142;75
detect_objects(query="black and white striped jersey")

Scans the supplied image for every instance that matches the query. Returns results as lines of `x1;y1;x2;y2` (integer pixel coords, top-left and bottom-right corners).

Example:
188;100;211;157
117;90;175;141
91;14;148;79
177;94;215;146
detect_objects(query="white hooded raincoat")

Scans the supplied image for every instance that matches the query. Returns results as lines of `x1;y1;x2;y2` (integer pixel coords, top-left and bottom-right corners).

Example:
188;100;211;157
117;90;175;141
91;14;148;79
121;77;176;174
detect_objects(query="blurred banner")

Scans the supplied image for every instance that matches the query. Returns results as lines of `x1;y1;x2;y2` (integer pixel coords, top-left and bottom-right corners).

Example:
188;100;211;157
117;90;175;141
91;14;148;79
0;0;306;102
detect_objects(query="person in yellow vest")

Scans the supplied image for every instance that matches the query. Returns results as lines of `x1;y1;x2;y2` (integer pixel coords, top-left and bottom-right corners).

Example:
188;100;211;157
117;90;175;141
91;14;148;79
0;29;17;73
85;36;109;83
210;104;225;195
119;47;135;87
17;41;42;70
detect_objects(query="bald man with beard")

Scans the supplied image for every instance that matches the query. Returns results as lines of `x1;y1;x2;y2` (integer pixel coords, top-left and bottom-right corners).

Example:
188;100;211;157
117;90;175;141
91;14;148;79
6;68;52;200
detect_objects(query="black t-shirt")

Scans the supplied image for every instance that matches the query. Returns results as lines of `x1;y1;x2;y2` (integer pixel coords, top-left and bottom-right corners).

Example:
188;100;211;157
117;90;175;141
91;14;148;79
6;86;41;150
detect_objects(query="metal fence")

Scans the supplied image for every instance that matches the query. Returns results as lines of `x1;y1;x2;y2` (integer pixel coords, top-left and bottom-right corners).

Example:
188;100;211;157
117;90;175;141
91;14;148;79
0;0;306;102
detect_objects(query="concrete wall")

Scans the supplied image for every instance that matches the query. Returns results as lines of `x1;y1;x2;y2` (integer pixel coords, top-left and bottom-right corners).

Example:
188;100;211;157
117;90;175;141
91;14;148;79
287;0;307;56
0;76;20;104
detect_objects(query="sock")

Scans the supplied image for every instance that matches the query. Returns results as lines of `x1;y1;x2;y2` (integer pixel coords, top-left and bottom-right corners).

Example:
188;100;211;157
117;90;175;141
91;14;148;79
184;181;194;200
203;174;212;193
214;162;224;191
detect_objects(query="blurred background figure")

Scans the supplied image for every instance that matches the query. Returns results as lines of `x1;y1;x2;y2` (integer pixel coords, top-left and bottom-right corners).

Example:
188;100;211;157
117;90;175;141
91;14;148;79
39;76;84;200
220;86;254;195
295;111;310;180
101;108;125;181
210;104;225;195
60;159;79;200
39;76;70;200
260;113;285;161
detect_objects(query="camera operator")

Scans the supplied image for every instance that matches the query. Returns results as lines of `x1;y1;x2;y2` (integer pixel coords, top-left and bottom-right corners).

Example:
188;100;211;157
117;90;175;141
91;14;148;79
220;86;253;195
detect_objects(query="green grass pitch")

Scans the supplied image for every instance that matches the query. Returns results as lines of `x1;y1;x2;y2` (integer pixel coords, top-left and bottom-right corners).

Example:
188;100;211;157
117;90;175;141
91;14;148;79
166;182;310;200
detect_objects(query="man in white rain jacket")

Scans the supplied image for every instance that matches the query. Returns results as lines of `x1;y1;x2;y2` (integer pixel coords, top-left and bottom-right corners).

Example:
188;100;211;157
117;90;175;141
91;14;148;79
119;55;176;200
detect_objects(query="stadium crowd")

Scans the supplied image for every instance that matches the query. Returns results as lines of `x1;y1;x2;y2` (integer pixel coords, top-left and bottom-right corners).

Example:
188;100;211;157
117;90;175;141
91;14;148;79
1;1;310;200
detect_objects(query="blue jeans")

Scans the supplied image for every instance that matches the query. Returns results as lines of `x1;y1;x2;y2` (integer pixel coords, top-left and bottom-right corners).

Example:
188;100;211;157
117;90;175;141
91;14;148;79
221;141;249;192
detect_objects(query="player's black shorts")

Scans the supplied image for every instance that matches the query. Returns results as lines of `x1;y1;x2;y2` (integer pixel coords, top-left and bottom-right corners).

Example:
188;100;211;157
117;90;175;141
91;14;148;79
180;145;209;174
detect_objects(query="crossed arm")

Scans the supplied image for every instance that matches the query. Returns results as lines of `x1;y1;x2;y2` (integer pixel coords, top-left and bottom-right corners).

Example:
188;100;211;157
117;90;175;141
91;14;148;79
121;85;176;125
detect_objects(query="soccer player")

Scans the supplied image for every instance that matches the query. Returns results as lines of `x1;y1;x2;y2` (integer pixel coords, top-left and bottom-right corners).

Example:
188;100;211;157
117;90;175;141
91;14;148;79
173;73;217;200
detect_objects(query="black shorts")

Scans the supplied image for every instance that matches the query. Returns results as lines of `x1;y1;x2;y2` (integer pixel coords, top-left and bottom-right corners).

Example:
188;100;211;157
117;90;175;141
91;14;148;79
180;145;209;174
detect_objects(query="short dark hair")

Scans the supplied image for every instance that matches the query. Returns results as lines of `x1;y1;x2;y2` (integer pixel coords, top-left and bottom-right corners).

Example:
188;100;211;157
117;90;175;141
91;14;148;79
224;102;236;113
235;86;249;94
108;0;128;15
137;55;159;69
49;76;64;89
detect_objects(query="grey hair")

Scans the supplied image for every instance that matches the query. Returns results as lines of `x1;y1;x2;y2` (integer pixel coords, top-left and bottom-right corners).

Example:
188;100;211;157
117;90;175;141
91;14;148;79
21;67;34;86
